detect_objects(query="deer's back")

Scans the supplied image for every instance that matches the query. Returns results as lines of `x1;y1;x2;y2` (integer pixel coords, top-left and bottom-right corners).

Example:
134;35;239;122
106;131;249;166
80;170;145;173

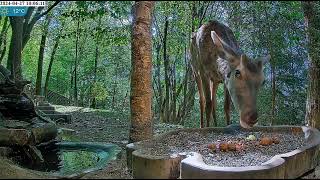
191;20;241;83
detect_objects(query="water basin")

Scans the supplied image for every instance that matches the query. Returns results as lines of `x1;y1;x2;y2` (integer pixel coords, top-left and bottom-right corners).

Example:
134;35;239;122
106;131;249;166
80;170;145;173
37;141;121;178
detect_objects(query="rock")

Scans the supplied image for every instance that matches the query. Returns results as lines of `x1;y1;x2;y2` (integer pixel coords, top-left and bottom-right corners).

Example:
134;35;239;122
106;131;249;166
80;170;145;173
23;145;44;165
3;120;31;129
0;147;12;157
0;73;5;85
0;94;36;120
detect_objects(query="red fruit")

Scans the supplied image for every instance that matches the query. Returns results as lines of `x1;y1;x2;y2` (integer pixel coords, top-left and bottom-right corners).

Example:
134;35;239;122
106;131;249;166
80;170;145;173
260;137;272;146
227;143;236;151
220;143;228;152
208;144;217;153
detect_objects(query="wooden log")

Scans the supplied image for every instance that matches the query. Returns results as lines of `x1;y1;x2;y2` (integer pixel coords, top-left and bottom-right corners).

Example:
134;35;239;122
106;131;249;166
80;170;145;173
0;128;31;146
31;123;58;144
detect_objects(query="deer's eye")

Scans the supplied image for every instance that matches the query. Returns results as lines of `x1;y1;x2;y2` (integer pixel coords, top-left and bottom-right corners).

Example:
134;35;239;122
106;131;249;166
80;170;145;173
235;70;241;78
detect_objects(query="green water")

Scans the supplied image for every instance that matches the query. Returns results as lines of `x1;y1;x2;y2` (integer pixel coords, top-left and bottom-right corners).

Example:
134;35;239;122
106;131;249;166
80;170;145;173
56;149;109;176
40;129;120;177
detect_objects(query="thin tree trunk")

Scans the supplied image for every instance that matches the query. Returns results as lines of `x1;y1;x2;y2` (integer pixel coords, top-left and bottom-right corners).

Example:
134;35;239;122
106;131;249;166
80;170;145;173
35;15;51;96
171;59;177;123
271;66;276;125
44;31;62;98
70;65;73;100
163;17;170;123
155;44;163;121
112;63;119;108
91;16;101;109
74;17;80;106
129;1;155;143
91;43;99;108
302;1;320;128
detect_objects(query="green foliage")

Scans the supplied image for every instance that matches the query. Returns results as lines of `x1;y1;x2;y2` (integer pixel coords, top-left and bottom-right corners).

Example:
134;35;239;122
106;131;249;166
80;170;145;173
91;82;108;101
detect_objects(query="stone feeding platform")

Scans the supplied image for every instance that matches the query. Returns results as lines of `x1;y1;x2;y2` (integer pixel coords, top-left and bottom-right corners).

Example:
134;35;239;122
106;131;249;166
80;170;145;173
126;125;320;179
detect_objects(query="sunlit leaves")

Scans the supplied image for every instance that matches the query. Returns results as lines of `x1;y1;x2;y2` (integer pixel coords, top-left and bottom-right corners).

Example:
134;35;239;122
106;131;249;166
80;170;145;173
91;82;108;101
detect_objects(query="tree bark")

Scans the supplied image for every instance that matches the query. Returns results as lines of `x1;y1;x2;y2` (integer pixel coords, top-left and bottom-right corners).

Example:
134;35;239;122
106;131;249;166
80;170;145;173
35;15;51;96
74;17;80;106
91;43;99;108
155;44;163;120
0;17;8;64
7;17;23;80
302;1;320;128
163;17;170;123
91;16;102;109
129;1;155;143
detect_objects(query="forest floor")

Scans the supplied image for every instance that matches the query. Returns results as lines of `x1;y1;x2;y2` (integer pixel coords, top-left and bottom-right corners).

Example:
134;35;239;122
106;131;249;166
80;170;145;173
0;105;319;179
54;105;183;179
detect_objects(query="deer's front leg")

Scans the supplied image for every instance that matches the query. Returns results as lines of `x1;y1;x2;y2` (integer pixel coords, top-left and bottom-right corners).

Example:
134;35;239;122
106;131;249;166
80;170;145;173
201;76;213;127
211;84;218;127
224;84;231;125
194;72;205;128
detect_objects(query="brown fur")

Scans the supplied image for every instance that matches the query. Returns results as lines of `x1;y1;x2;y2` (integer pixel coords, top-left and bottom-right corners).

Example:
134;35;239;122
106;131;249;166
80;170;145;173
191;20;269;128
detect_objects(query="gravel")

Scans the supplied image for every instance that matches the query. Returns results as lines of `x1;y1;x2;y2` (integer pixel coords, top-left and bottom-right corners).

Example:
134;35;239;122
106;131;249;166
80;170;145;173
143;130;306;167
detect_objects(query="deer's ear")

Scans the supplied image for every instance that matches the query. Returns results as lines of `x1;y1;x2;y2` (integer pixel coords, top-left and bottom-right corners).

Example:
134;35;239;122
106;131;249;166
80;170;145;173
240;54;249;68
211;31;223;48
211;31;239;69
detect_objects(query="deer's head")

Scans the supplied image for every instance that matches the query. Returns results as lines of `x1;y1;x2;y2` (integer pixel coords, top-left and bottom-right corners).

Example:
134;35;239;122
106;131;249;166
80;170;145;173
211;31;270;128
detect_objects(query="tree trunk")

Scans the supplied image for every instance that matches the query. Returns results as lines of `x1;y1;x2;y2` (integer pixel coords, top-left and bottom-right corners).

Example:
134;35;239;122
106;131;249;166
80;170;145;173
91;16;101;109
7;17;23;80
7;4;59;81
74;17;80;106
155;44;163;120
112;63;119;109
129;1;155;143
91;44;99;108
163;17;170;123
271;65;276;125
171;59;177;123
44;32;61;98
0;17;9;64
302;1;320;128
35;15;51;96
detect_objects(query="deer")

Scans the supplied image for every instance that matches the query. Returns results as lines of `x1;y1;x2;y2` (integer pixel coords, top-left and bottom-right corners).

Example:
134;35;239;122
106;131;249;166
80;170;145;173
190;20;270;128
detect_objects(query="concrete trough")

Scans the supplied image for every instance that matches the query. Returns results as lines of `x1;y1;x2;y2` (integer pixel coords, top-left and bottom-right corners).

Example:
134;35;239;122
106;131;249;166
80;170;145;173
126;125;320;179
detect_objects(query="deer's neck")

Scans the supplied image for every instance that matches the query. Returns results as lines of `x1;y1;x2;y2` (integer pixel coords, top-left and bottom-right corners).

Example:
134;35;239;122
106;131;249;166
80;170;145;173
217;57;231;84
